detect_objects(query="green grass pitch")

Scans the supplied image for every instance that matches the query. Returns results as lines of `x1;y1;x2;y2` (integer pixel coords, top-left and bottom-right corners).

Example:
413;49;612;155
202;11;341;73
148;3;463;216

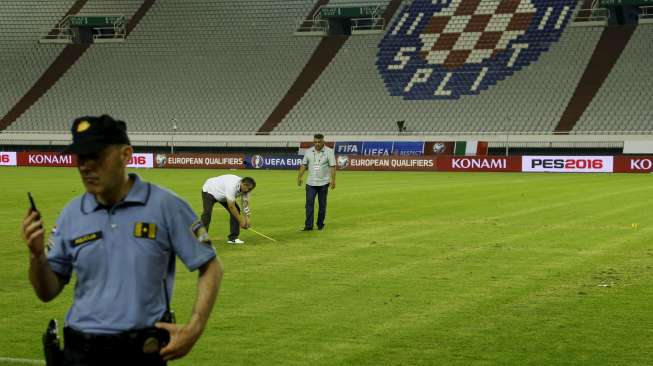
1;167;652;365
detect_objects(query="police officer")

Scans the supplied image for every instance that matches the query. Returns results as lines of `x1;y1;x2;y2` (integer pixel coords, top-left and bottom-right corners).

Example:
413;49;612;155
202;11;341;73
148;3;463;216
297;133;336;231
21;115;223;366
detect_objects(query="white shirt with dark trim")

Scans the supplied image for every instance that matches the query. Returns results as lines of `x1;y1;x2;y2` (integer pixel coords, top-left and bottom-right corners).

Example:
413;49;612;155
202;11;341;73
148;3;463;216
202;174;250;214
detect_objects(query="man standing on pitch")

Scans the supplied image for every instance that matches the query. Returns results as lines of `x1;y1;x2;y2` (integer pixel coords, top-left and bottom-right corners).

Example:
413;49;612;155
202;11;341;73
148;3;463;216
297;134;336;231
21;115;222;365
201;175;256;244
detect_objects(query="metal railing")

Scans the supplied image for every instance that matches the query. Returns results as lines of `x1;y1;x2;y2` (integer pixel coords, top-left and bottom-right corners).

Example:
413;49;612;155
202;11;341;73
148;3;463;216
39;26;73;43
296;3;385;34
40;15;75;43
351;17;385;32
313;3;383;20
4;130;653;137
92;26;127;42
573;7;609;23
295;19;329;34
0;130;653;139
640;6;653;21
39;14;127;43
2;130;652;152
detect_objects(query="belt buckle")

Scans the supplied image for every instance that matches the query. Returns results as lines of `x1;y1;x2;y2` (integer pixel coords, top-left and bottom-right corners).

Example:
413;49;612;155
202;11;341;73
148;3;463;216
142;336;160;354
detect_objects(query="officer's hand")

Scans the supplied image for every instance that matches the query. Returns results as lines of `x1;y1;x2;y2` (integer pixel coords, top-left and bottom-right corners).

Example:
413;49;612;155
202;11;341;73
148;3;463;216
297;177;302;186
330;181;336;190
156;322;200;361
22;210;45;257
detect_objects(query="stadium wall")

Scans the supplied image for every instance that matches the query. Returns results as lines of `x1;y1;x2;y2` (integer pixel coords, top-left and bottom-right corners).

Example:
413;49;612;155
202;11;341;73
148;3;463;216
0;131;646;153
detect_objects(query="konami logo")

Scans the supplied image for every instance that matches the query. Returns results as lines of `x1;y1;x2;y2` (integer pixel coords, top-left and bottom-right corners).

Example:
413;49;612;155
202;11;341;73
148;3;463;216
437;156;521;172
630;159;653;170
610;156;653;173
451;158;506;170
16;152;76;166
522;156;613;173
29;154;72;165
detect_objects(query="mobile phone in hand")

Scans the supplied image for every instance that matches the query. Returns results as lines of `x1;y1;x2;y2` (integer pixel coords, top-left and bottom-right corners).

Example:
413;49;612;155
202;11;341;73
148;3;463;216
28;192;41;221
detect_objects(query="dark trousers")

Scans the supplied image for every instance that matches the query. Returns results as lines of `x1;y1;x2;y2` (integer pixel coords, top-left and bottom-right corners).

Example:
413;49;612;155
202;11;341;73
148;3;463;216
305;184;329;229
201;191;241;241
62;328;166;366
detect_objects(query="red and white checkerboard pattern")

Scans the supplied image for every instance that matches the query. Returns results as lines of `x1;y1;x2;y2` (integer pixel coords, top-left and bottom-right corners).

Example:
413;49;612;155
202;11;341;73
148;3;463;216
419;0;536;69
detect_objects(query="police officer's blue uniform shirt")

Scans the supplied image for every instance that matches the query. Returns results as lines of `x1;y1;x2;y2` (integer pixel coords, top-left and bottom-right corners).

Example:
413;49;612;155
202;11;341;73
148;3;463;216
47;174;216;334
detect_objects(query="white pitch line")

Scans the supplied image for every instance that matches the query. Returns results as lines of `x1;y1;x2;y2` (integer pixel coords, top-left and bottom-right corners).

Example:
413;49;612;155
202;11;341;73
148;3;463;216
0;357;45;365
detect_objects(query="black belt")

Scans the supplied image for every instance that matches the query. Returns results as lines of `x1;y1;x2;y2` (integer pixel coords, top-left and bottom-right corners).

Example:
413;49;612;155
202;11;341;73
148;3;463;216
64;327;167;354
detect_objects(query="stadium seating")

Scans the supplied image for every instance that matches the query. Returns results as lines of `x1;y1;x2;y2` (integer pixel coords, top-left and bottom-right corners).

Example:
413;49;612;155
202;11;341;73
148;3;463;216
7;0;322;133
0;0;75;121
3;0;651;136
275;24;603;134
572;24;653;133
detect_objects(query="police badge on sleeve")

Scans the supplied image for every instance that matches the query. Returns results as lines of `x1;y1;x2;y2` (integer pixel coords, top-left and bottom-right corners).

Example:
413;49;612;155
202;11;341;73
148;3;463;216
190;220;211;245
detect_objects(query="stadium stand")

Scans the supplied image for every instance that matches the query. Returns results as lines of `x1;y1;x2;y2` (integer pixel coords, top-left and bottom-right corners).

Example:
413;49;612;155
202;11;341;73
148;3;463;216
2;0;651;139
258;0;400;133
572;24;653;133
7;0;322;133
275;24;603;134
0;0;75;120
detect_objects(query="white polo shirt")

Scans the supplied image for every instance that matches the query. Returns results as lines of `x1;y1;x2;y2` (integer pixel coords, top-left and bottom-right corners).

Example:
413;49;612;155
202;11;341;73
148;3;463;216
302;146;336;187
202;174;242;202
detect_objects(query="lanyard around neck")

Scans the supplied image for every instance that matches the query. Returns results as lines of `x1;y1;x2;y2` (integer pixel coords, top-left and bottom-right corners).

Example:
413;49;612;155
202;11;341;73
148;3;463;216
313;149;325;166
